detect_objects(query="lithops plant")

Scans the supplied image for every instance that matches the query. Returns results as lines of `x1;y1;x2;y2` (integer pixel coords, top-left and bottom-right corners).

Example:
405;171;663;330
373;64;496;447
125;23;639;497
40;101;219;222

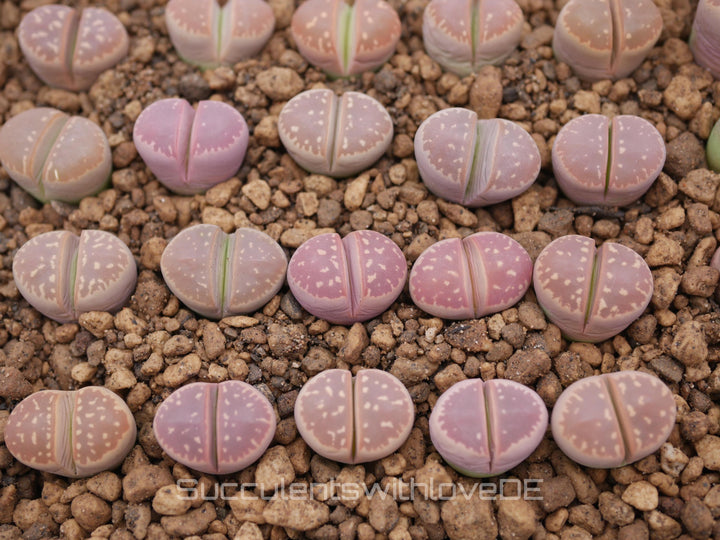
13;230;137;324
414;109;540;207
423;0;524;76
690;0;720;79
295;369;414;463
278;89;393;177
291;0;401;77
552;114;665;206
553;0;662;81
533;235;652;343
160;225;287;319
287;230;407;325
5;387;136;477
430;379;547;477
165;0;275;67
707;118;720;173
133;98;249;195
0;108;111;203
153;381;276;475
410;232;532;319
18;4;128;91
552;371;676;468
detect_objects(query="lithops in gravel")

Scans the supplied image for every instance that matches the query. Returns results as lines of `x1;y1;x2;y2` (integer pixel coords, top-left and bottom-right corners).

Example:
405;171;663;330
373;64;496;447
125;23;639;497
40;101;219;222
552;114;665;206
690;0;720;79
13;230;137;324
552;371;676;468
160;224;287;319
295;369;414;464
165;0;275;67
153;381;276;475
133;98;249;195
410;232;532;319
18;4;128;91
414;109;540;207
0;108;111;204
5;387;136;477
430;378;547;477
707;118;720;173
286;230;406;325
553;0;662;81
533;235;652;343
423;0;524;76
291;0;401;77
278;89;393;177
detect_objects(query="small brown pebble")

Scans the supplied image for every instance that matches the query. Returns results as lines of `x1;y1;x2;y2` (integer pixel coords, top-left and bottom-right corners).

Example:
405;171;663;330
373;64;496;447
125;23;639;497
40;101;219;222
469;65;502;119
512;190;541;233
440;488;497;540
646;235;684;267
680;497;714;539
681;266;719;297
598;492;635;526
161;501;216;536
663;76;703;120
255;446;295;492
0;366;32;399
665;133;706;179
86;472;122;502
682;411;709;442
339;322;369;365
539;476;576;513
262;497;330;531
228;491;267;524
621;481;658;511
152;484;192;516
670;321;708;366
122;465;174;504
517;302;546;330
695;435;720;471
497;498;537;540
505;349;551;385
646;510;682;538
369;492;400;533
679;169;720;205
70;493;111;531
256;67;304;101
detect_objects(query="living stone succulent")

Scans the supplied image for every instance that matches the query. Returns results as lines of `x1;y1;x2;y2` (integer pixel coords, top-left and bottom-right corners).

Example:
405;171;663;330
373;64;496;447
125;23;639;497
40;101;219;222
689;0;720;79
706;117;720;173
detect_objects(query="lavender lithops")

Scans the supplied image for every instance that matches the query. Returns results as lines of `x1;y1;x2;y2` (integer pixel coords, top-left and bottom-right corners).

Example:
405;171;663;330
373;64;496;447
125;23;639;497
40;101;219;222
165;0;275;67
552;114;665;206
291;0;401;77
533;235;652;343
414;109;540;207
153;381;275;475
0;108;111;203
553;0;662;81
161;225;287;319
5;387;136;477
133;98;249;195
552;371;676;468
707;118;720;173
13;230;137;324
430;379;547;477
410;232;532;319
423;0;524;76
690;0;720;79
18;5;128;91
295;369;414;464
287;230;406;325
278;89;393;177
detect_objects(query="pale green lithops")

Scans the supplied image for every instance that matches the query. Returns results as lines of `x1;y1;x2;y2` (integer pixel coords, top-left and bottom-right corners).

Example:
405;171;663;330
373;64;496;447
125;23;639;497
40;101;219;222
707;118;720;173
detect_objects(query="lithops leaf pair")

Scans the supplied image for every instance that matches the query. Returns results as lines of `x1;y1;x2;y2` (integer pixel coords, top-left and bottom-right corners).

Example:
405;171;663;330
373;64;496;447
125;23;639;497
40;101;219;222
287;230;407;325
161;224;287;319
291;0;401;77
295;369;414;463
553;0;662;81
414;109;540;207
165;0;275;67
5;387;136;477
0;108;111;203
552;114;665;206
430;379;547;477
552;371;676;468
134;98;249;195
423;0;524;76
533;235;652;343
153;381;276;475
278;89;393;177
410;232;532;319
707;118;720;173
690;0;720;79
13;230;137;324
18;5;128;91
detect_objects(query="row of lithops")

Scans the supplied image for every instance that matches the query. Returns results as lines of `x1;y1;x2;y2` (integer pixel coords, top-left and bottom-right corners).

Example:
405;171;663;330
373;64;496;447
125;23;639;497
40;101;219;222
690;0;720;79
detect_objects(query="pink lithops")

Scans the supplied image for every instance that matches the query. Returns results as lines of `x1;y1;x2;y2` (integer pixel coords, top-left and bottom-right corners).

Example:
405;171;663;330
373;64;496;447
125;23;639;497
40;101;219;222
533;235;652;343
423;0;524;76
286;230;407;325
153;381;276;475
18;5;128;91
295;369;414;464
0;108;111;203
551;371;676;468
552;114;665;206
690;0;720;79
278;89;393;177
165;0;275;67
409;232;532;319
291;0;401;77
160;225;287;319
133;98;249;195
13;230;137;324
429;379;547;477
553;0;662;81
5;387;136;478
414;109;540;207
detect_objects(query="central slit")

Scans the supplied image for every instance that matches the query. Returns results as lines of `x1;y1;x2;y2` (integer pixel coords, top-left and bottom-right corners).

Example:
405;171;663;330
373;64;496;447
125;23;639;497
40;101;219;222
339;1;354;74
463;122;483;204
470;0;480;69
583;249;599;329
604;378;631;464
461;239;482;317
482;385;494;470
604;120;613;197
608;0;622;75
212;386;220;473
218;235;232;317
65;10;81;88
